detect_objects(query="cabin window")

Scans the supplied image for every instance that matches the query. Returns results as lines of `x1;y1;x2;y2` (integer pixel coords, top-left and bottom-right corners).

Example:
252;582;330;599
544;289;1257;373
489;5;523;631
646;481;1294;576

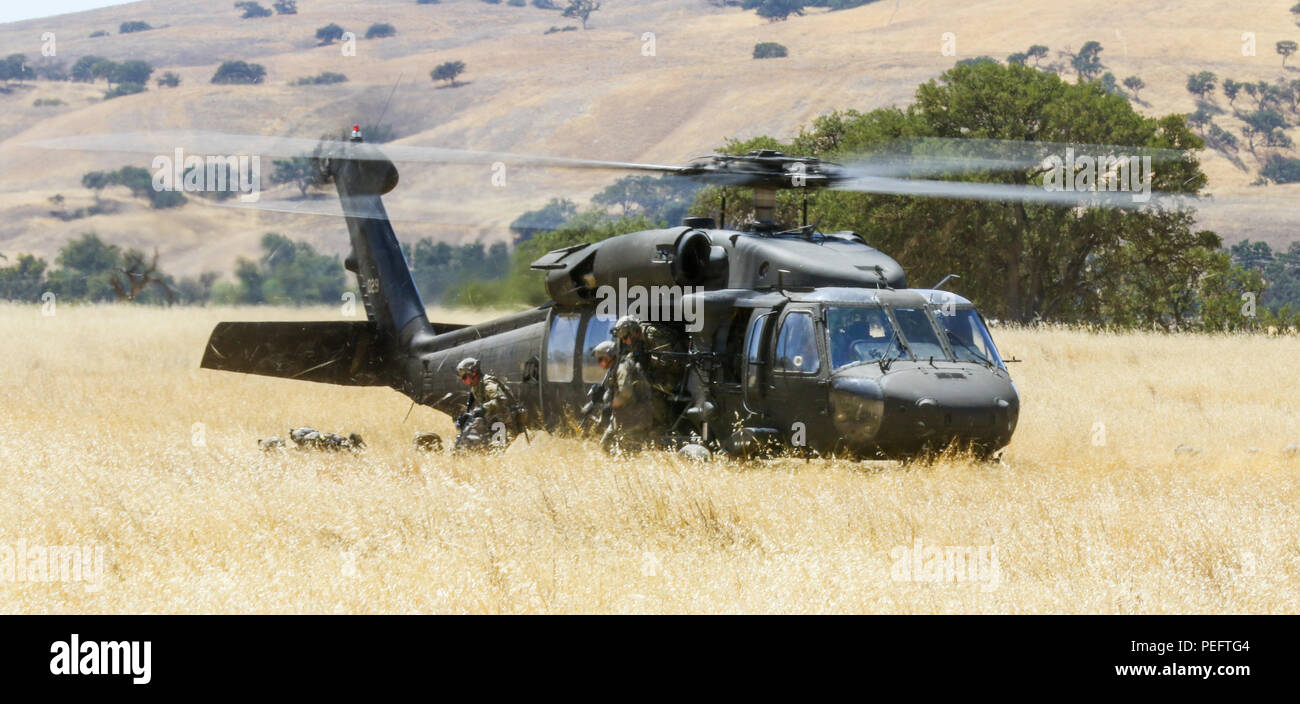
546;313;580;383
722;311;751;383
581;315;615;383
774;311;821;374
745;313;768;390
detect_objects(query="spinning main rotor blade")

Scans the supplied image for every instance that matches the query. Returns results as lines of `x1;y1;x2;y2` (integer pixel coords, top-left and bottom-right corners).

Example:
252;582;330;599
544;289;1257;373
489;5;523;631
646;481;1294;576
28;130;1217;210
831;175;1188;209
209;198;493;228
837;138;1190;179
28;130;689;173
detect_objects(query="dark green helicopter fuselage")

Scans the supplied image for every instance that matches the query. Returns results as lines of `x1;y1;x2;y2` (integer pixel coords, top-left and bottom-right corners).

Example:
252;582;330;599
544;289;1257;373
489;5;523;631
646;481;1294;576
200;148;1019;459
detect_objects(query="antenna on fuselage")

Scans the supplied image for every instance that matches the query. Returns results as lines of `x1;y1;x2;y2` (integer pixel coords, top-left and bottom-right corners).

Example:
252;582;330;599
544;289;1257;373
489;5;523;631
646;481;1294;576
932;273;961;291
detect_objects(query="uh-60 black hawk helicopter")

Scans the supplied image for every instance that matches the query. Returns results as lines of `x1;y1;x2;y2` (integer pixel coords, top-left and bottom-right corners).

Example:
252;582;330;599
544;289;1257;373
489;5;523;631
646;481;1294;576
38;128;1181;460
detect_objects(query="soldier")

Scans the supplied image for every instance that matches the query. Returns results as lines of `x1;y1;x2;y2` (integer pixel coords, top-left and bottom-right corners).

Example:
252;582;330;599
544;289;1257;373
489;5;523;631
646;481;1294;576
580;340;618;436
612;315;686;428
612;315;685;398
454;357;520;451
593;339;661;454
287;427;364;451
614;314;720;426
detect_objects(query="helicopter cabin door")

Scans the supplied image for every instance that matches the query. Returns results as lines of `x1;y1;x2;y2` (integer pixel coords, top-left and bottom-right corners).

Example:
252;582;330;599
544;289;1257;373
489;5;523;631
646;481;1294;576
767;306;830;450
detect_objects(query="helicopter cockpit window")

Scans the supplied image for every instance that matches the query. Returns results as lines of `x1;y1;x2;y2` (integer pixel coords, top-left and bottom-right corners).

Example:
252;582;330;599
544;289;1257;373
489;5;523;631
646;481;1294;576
546;312;580;383
892;307;947;361
581;315;615;383
935;308;1005;368
827;306;898;369
774;311;821;374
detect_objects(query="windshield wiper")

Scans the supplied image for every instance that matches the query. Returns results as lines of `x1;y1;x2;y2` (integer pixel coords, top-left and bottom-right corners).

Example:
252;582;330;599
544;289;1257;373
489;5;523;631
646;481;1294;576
878;332;906;372
945;329;993;367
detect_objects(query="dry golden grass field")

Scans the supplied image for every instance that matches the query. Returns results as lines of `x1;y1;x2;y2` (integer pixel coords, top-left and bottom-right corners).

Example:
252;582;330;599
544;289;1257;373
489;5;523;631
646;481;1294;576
1;302;1297;614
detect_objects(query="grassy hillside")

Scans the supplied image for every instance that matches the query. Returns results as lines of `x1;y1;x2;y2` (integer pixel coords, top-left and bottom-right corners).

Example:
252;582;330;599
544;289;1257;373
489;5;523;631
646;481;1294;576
1;0;1298;279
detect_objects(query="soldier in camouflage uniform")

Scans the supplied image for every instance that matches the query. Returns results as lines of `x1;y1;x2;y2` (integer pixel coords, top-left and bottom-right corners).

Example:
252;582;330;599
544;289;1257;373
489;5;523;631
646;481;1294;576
285;427;365;451
612;315;682;429
592;340;658;454
455;357;520;451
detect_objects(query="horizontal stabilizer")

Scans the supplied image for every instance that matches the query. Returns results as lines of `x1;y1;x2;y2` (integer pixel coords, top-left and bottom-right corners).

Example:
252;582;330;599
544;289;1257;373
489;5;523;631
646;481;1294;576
201;321;396;387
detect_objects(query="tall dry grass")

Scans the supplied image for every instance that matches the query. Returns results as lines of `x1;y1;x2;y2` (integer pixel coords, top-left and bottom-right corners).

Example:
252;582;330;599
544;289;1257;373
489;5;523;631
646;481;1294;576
0;303;1296;613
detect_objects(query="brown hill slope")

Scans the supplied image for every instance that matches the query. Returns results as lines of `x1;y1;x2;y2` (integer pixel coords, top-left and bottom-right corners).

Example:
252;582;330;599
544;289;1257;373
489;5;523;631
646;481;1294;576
1;0;1298;278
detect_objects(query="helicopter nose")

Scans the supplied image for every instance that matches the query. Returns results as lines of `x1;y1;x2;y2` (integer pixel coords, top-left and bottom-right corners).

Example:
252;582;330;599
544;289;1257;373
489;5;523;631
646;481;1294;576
829;366;1019;454
875;368;1019;446
828;374;886;445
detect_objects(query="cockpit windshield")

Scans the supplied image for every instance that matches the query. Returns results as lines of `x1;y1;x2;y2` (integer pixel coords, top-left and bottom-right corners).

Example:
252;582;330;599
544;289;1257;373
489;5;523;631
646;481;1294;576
827;307;899;369
935;308;1005;368
891;307;946;361
826;304;1005;370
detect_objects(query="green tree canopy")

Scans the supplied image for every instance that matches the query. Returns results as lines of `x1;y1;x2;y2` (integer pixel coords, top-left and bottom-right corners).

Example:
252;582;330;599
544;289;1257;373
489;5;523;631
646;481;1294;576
1;54;34;84
110;60;153;86
315;23;345;44
510;198;577;242
47;233;121;301
561;0;601;29
431;60;466;86
704;61;1239;328
1278;40;1299;67
1186;71;1217;101
457;212;656;306
0;253;48;301
742;0;804;21
232;233;345;304
235;2;273;18
70;55;107;82
211;60;266;85
1068;41;1104;82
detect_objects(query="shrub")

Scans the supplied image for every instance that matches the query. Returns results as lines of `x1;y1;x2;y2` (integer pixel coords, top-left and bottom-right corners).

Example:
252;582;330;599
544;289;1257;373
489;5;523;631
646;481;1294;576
753;42;788;59
103;82;146;100
119;21;152;33
365;23;397;39
292;72;348;85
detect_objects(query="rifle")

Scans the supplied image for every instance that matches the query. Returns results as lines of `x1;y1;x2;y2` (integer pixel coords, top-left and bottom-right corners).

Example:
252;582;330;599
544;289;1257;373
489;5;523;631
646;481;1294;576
578;378;612;433
579;340;619;432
